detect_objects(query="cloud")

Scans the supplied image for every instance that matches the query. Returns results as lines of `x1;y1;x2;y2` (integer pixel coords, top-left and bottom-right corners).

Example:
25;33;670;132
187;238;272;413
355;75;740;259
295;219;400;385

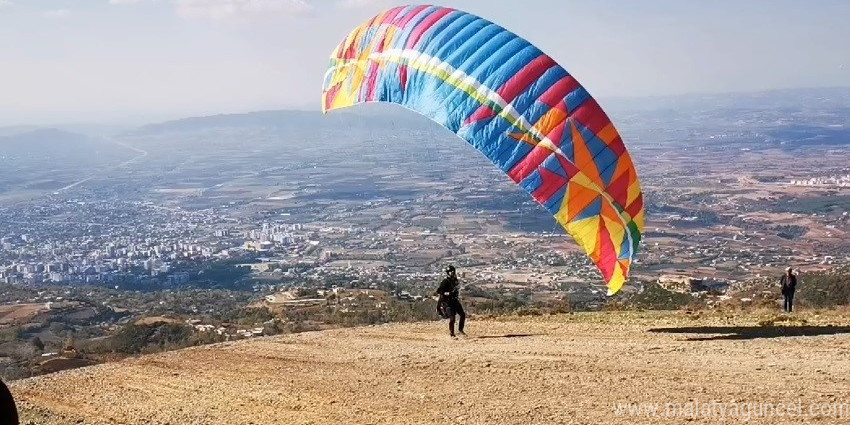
109;0;149;4
45;9;71;18
175;0;313;23
0;0;13;7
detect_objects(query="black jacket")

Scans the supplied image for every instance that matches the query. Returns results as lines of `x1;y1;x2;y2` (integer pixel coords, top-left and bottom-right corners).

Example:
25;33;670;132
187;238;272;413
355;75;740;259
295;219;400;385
780;274;797;294
0;378;18;425
436;276;460;300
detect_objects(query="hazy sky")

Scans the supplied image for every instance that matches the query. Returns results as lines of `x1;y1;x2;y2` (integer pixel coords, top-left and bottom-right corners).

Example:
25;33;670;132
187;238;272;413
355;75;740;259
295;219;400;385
1;0;849;125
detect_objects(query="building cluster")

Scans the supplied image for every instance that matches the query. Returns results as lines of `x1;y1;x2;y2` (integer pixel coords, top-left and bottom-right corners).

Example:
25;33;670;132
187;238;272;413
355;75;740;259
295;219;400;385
0;234;225;285
0;196;332;288
0;199;240;285
242;223;306;253
790;175;850;187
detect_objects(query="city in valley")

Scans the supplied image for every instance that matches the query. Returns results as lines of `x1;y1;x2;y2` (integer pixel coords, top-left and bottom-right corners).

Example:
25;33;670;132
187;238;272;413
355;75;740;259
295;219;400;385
1;88;849;378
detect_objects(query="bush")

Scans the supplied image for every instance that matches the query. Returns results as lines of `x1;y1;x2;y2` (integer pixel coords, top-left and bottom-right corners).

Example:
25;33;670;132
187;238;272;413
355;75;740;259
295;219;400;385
30;337;44;352
796;270;850;308
216;307;275;326
475;294;528;315
0;342;37;361
0;327;21;344
111;323;193;354
615;283;700;310
188;331;227;346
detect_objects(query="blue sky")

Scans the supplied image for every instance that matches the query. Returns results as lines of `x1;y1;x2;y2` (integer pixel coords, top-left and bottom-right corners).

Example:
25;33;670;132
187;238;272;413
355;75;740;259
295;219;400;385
1;0;848;125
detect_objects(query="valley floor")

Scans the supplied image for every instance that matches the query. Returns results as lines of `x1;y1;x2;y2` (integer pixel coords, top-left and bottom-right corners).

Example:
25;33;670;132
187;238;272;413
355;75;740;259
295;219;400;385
12;310;850;424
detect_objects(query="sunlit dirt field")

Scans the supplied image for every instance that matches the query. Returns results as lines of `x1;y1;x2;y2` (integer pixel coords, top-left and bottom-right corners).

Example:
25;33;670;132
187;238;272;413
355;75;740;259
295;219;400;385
13;310;850;424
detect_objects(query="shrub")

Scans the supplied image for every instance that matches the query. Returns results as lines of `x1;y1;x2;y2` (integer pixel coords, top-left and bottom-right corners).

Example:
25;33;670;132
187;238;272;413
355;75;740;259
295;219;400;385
111;323;193;354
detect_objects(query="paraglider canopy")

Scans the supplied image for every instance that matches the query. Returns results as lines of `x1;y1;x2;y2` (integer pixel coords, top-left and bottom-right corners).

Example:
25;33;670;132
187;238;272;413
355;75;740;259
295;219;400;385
322;5;645;295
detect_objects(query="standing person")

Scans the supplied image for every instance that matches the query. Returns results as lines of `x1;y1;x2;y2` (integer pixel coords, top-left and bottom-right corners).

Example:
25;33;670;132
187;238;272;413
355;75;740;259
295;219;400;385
0;378;18;425
435;265;466;338
780;267;798;313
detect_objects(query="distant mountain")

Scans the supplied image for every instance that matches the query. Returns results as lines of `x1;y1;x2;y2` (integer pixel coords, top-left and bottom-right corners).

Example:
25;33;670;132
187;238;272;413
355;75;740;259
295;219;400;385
0;128;135;162
604;86;850;112
0;124;134;140
0;126;40;137
129;87;850;148
129;105;435;136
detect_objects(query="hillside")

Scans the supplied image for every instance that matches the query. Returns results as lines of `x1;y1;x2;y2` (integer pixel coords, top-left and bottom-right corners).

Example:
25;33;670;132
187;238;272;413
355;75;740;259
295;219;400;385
10;311;850;424
128;105;434;136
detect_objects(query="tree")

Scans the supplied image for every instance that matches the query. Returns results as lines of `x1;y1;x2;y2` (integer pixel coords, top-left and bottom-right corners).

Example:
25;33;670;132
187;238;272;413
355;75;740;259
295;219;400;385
48;322;66;335
30;337;44;352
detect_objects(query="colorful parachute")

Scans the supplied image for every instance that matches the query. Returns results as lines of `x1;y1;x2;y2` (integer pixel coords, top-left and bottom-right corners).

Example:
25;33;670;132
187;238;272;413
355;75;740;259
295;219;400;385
322;5;644;295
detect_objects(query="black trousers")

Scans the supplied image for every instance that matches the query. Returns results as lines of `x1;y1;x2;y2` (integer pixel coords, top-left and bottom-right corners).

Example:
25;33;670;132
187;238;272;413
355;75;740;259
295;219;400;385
446;299;466;336
783;292;795;312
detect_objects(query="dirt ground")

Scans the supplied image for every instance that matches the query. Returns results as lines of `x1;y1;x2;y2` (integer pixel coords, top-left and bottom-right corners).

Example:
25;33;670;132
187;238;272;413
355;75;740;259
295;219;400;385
11;310;850;424
0;304;47;326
